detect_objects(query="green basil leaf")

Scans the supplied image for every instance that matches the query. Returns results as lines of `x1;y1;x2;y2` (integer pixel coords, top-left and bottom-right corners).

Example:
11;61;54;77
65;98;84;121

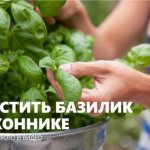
39;56;56;70
15;0;34;10
0;8;10;37
51;44;76;67
11;2;47;43
35;0;66;17
128;44;150;67
10;25;49;58
77;49;93;61
18;55;44;83
65;32;86;53
5;50;24;63
3;67;27;97
21;87;47;102
0;0;14;9
0;0;33;10
21;87;50;121
0;7;10;49
65;31;94;60
55;68;82;107
0;55;9;74
47;31;63;45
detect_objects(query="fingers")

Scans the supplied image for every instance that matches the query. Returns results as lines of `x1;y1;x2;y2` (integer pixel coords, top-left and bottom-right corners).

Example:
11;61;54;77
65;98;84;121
33;0;83;25
58;0;83;20
47;69;64;99
59;61;109;78
80;88;101;102
58;2;76;20
80;88;104;116
58;0;76;20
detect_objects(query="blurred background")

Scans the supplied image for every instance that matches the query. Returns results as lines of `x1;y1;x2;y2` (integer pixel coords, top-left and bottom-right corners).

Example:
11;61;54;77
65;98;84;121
83;0;116;26
82;1;143;150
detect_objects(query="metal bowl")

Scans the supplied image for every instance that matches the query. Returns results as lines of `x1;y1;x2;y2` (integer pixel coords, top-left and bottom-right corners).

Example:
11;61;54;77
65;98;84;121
0;119;109;150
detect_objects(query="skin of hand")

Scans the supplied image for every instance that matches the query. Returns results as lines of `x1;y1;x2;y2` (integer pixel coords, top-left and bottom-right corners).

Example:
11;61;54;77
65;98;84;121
47;69;64;99
42;0;150;60
29;0;150;108
46;0;150;102
95;0;150;59
49;61;150;108
30;0;150;59
57;0;96;35
30;0;91;27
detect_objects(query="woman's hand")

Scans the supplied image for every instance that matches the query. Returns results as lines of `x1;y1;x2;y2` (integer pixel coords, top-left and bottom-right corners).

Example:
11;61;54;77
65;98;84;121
57;0;84;22
30;0;85;25
58;61;150;108
58;0;96;35
33;0;96;35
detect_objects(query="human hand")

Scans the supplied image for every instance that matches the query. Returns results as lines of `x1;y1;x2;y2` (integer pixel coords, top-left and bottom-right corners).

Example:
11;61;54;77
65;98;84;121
57;0;95;34
34;0;85;26
29;0;85;25
32;0;95;34
58;61;145;103
56;0;85;26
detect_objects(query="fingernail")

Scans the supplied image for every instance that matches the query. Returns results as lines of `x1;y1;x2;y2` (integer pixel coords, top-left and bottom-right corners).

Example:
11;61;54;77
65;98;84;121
59;64;71;72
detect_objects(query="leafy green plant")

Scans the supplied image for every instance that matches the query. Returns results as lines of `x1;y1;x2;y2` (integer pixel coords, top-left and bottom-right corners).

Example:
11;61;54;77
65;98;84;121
127;44;150;68
39;56;56;70
51;45;76;66
0;0;100;133
35;0;66;17
0;55;9;74
0;0;148;133
116;44;150;69
18;55;44;83
55;68;82;107
0;7;10;49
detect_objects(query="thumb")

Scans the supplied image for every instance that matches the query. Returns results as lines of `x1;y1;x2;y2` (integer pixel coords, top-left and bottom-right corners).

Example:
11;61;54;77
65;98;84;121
59;61;109;77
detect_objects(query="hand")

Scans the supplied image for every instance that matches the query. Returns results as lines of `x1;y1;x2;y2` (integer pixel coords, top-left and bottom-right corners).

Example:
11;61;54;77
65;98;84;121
58;61;150;106
42;0;84;26
36;0;85;26
57;0;85;27
34;0;95;35
58;0;96;34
